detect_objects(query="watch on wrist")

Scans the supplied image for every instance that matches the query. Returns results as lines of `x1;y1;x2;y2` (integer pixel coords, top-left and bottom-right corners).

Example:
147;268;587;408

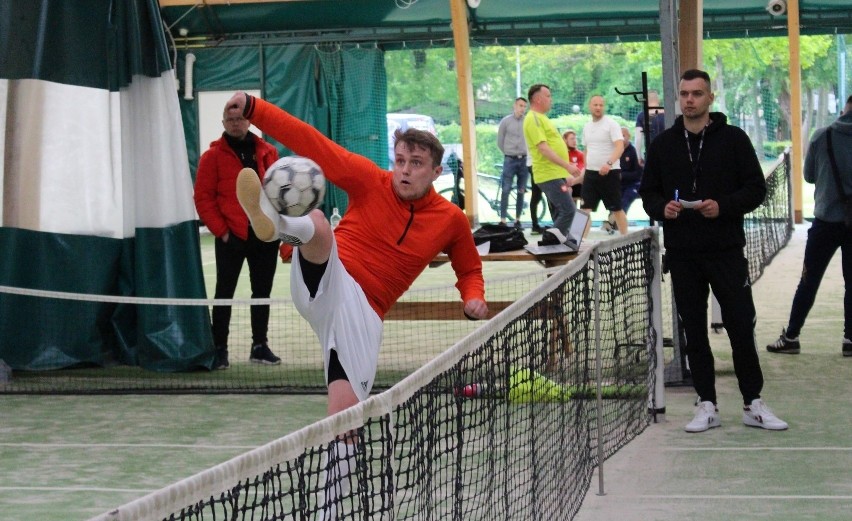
606;160;613;166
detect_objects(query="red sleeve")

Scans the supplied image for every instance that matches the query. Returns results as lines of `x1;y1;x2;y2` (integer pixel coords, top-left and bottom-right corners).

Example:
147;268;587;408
193;150;228;238
248;97;382;198
445;212;485;303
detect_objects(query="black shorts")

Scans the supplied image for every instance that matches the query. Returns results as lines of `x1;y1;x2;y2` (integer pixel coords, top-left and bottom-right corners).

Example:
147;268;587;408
327;348;349;383
581;169;623;212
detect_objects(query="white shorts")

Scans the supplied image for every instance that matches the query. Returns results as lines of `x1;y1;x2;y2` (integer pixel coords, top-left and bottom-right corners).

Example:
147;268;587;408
291;238;383;401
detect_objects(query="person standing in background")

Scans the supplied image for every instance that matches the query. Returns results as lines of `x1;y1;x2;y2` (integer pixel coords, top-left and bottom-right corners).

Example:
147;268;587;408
640;69;787;433
603;127;643;234
562;129;586;207
194;103;283;369
523;84;579;246
496;97;530;228
581;95;627;236
635;89;666;164
766;95;852;357
527;156;549;235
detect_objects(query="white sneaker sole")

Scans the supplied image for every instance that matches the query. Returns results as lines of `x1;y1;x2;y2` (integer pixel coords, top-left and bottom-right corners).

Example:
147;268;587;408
236;168;278;242
684;420;721;433
743;416;788;430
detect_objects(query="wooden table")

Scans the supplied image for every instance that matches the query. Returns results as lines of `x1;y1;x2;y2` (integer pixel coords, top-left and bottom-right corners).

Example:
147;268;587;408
430;247;579;269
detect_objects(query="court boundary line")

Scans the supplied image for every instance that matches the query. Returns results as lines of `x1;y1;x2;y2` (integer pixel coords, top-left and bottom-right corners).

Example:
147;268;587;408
0;442;256;450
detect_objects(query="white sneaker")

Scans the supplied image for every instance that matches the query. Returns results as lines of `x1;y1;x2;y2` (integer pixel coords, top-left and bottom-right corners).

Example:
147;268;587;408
236;168;280;242
685;401;721;433
743;398;788;430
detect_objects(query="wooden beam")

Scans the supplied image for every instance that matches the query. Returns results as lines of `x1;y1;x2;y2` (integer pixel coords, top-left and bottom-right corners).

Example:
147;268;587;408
449;0;480;227
787;0;804;224
384;301;512;321
678;0;703;72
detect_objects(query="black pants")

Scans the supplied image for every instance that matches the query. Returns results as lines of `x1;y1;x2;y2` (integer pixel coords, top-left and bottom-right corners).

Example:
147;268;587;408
212;227;280;347
528;166;553;228
668;249;763;405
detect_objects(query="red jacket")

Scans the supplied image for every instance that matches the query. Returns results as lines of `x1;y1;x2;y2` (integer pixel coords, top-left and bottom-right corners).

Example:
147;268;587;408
194;134;279;240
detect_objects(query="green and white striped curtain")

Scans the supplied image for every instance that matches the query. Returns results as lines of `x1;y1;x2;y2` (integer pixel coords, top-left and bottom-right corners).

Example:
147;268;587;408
0;1;212;371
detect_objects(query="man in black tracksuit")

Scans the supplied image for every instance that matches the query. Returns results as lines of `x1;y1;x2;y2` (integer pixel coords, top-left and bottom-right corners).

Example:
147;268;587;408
640;69;788;433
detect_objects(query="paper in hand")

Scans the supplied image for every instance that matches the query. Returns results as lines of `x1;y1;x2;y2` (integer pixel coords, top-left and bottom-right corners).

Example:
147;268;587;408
679;199;703;209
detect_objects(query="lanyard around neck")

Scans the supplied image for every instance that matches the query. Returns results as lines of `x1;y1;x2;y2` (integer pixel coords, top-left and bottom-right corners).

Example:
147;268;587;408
684;124;708;192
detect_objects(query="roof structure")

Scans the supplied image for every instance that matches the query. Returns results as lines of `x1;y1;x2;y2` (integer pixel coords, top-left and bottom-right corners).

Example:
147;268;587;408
159;0;852;48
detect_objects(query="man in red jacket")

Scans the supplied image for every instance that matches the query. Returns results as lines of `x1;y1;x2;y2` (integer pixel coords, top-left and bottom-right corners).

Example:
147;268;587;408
193;103;282;369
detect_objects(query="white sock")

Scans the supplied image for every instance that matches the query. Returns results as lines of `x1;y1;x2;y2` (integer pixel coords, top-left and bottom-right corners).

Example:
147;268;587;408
279;214;316;245
318;440;356;519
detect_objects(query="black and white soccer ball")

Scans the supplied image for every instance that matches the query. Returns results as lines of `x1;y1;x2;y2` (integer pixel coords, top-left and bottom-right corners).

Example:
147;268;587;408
263;156;326;217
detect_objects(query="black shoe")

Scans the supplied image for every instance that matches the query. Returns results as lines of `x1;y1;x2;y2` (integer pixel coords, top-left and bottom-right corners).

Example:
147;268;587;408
250;342;281;365
214;347;230;370
513;220;523;230
531;225;543;235
766;329;800;354
498;221;508;227
843;338;852;357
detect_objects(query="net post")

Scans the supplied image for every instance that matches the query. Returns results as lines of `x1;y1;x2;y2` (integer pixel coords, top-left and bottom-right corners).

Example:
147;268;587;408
649;227;667;420
593;248;606;497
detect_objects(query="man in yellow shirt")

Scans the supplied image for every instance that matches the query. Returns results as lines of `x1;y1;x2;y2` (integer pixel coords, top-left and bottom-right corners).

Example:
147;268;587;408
523;84;581;247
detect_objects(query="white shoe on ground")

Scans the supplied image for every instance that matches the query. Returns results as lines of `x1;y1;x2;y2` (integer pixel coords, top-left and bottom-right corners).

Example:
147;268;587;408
236;168;280;242
685;400;721;433
742;398;788;430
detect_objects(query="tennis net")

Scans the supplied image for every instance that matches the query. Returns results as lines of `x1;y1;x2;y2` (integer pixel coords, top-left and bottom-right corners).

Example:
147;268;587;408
89;228;661;521
0;266;553;393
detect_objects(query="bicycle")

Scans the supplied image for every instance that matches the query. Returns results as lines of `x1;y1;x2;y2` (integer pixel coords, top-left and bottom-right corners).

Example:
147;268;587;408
438;166;545;224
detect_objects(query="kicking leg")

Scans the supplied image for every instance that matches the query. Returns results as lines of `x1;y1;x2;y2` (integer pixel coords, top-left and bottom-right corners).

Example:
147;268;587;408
236;167;332;263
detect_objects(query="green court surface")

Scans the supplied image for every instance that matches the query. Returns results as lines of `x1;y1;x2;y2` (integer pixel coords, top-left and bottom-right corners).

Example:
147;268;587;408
575;225;852;521
2;224;849;520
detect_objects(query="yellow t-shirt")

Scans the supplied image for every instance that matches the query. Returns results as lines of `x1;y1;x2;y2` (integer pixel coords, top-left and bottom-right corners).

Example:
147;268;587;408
523;110;569;184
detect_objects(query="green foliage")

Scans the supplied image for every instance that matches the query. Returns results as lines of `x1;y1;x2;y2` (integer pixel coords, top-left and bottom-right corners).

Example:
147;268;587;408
763;141;792;158
386;34;848;149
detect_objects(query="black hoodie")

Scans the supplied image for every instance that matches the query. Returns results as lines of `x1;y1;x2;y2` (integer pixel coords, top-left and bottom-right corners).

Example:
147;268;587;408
639;112;766;257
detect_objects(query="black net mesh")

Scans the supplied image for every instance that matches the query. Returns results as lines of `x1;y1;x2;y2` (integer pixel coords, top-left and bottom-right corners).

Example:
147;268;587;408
90;230;659;521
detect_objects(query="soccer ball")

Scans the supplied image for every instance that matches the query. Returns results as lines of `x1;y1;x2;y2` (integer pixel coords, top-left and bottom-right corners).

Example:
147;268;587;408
262;156;326;217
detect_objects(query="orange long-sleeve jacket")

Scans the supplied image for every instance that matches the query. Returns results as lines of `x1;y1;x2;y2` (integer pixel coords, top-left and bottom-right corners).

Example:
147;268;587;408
247;97;485;319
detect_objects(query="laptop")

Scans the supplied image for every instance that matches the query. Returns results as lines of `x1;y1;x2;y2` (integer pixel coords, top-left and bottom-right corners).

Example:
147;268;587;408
523;209;590;255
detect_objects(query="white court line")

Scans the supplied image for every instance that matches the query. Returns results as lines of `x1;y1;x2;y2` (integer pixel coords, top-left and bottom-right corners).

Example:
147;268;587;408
664;447;852;451
0;486;151;493
0;442;255;450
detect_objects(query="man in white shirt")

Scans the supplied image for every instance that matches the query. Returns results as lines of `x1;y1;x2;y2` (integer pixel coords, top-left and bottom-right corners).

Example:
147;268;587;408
581;95;626;235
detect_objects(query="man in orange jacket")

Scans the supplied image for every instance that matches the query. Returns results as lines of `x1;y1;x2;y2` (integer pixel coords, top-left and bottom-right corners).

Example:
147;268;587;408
230;91;488;518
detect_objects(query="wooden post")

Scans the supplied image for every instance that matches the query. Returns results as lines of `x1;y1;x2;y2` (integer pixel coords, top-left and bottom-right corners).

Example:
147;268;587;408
677;0;703;72
449;0;479;226
659;0;679;126
787;0;804;224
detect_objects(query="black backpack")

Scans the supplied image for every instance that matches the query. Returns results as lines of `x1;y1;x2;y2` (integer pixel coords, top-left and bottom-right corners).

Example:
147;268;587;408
472;224;528;253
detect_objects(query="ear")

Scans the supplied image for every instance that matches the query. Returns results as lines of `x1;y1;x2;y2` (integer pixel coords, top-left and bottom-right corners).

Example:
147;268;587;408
432;164;443;181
